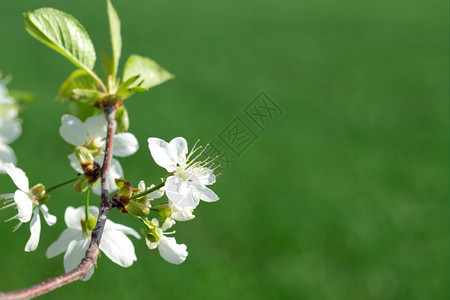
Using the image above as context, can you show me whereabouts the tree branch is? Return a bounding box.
[0,106,117,300]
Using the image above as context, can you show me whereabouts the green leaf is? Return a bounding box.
[57,70,98,102]
[122,55,174,90]
[71,89,105,105]
[107,0,121,78]
[65,102,100,122]
[24,8,96,73]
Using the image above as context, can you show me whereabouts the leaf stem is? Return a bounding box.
[130,180,165,200]
[45,177,79,194]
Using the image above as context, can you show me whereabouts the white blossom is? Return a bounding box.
[0,163,56,251]
[59,114,139,194]
[146,218,188,265]
[46,206,140,281]
[147,137,219,210]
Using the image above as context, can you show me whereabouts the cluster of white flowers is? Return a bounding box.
[0,80,22,173]
[1,112,220,279]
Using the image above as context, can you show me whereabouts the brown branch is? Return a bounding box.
[0,106,117,300]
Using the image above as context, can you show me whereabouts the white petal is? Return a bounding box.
[24,208,41,252]
[46,228,81,258]
[0,119,21,144]
[113,133,139,157]
[84,115,107,140]
[171,204,195,222]
[145,239,159,250]
[165,176,200,210]
[40,205,57,226]
[0,84,14,104]
[59,115,88,146]
[196,185,219,203]
[158,236,188,264]
[193,168,216,186]
[0,143,17,174]
[14,190,32,222]
[100,223,138,268]
[64,238,92,280]
[108,220,141,239]
[0,105,18,119]
[169,137,188,166]
[138,180,146,191]
[147,137,177,172]
[146,184,164,199]
[68,153,83,174]
[161,218,176,231]
[65,206,98,229]
[5,163,29,191]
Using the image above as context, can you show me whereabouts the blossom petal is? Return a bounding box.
[24,208,41,252]
[193,168,216,186]
[68,153,83,174]
[109,221,141,239]
[171,204,195,222]
[84,115,107,140]
[100,221,138,267]
[46,228,81,258]
[59,115,88,146]
[64,238,92,280]
[158,237,188,264]
[169,137,188,166]
[146,239,159,250]
[5,163,29,192]
[113,133,139,157]
[40,205,57,226]
[165,176,200,210]
[196,185,219,203]
[0,119,21,144]
[0,143,17,174]
[14,190,32,222]
[65,206,98,229]
[146,184,164,199]
[147,137,177,172]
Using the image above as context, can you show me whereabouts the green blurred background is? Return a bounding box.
[0,0,448,299]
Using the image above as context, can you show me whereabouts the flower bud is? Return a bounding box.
[29,183,46,199]
[75,146,94,164]
[74,175,90,193]
[125,200,150,217]
[115,177,132,199]
[151,203,172,218]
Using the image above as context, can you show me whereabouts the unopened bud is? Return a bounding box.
[29,183,46,199]
[125,200,150,217]
[75,146,94,163]
[152,203,172,218]
[115,177,132,199]
[74,176,90,193]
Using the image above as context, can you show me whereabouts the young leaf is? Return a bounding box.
[122,55,174,91]
[57,70,98,102]
[107,0,121,78]
[70,89,105,105]
[24,8,97,73]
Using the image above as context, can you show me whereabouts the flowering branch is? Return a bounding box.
[0,106,116,300]
[0,2,221,298]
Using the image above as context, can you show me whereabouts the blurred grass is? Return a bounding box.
[0,0,448,299]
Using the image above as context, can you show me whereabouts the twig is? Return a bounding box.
[0,106,117,300]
